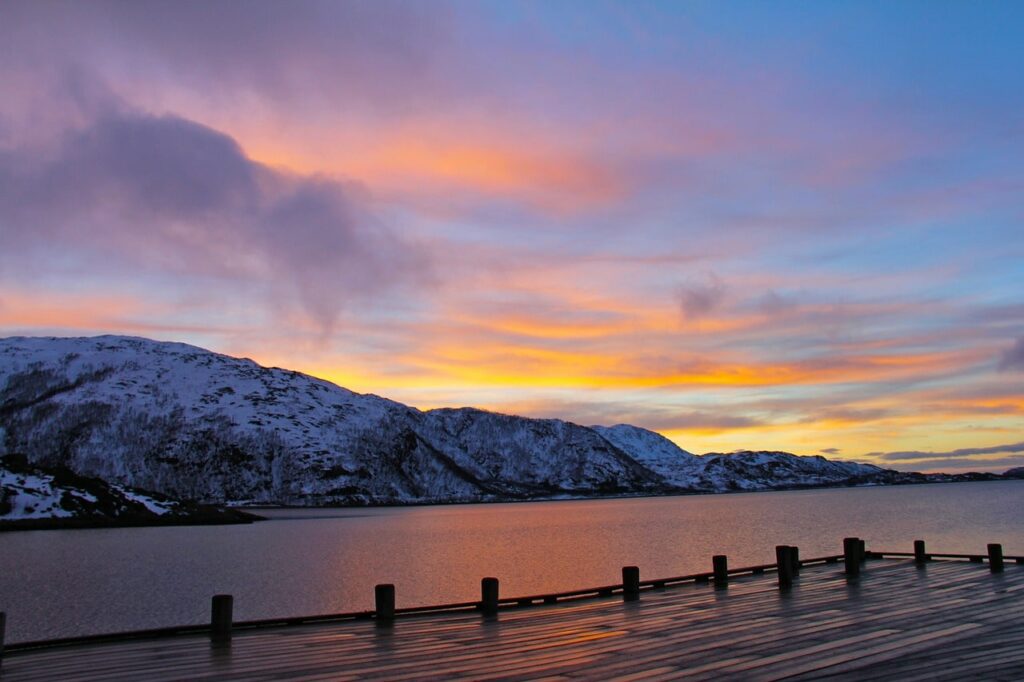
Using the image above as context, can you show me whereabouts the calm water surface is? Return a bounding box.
[2,480,1023,643]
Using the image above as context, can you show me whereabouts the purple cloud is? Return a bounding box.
[2,1,452,116]
[801,407,894,424]
[998,337,1024,371]
[678,275,726,320]
[884,455,1024,474]
[0,102,430,330]
[502,398,764,433]
[875,442,1024,461]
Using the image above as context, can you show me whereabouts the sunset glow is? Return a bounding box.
[2,0,1022,472]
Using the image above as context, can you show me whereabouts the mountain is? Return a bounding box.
[1,335,907,509]
[696,451,891,491]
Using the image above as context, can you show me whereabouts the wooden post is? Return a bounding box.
[375,584,396,621]
[211,594,233,644]
[776,545,793,589]
[843,537,861,577]
[480,577,499,615]
[914,540,927,564]
[622,566,640,599]
[712,555,728,587]
[988,544,1004,573]
[790,546,801,577]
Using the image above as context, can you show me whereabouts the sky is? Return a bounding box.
[2,1,1023,472]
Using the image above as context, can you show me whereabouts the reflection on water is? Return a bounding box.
[2,480,1022,642]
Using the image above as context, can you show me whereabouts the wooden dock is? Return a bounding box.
[3,549,1023,680]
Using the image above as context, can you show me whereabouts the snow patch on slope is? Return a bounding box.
[1,470,77,518]
[592,424,704,488]
[1,459,179,520]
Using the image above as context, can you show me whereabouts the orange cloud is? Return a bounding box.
[370,331,986,391]
[238,114,630,215]
[0,289,242,338]
[0,291,145,331]
[370,142,624,208]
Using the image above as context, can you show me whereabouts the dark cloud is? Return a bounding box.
[678,275,726,320]
[875,442,1024,461]
[0,104,430,330]
[998,337,1024,371]
[820,447,841,455]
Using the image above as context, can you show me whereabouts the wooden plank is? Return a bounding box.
[3,560,1022,681]
[778,623,986,679]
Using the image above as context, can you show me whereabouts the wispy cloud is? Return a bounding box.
[476,397,764,435]
[886,455,1024,473]
[999,338,1024,371]
[873,442,1024,461]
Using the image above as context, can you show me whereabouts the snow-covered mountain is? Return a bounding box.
[696,450,889,491]
[0,335,897,506]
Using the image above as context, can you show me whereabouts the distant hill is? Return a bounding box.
[0,335,999,514]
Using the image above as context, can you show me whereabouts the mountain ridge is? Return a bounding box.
[0,335,991,510]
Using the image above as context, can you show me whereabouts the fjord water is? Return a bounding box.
[3,480,1023,643]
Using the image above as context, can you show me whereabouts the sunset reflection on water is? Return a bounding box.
[2,481,1023,643]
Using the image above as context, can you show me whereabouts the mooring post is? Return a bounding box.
[843,537,861,577]
[914,540,927,565]
[988,544,1004,573]
[481,577,499,615]
[790,546,801,577]
[375,584,396,621]
[622,565,640,599]
[211,594,233,644]
[712,555,728,588]
[859,539,867,563]
[776,545,793,589]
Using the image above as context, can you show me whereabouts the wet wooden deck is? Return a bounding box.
[4,558,1023,681]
